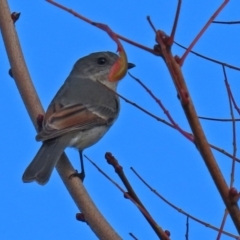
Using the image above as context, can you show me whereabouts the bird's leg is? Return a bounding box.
[69,151,85,182]
[79,150,85,180]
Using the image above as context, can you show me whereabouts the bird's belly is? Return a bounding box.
[68,126,109,150]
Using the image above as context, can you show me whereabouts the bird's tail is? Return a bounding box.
[22,138,68,185]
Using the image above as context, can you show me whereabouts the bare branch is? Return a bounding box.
[0,0,121,239]
[131,168,240,239]
[155,22,240,233]
[86,155,170,240]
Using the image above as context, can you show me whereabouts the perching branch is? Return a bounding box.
[0,0,121,239]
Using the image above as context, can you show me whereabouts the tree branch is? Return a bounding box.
[0,0,121,239]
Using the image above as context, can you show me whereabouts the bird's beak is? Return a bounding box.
[127,63,135,69]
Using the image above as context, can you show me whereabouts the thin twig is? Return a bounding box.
[174,41,240,71]
[180,0,229,65]
[131,168,240,239]
[147,16,157,33]
[199,116,240,122]
[223,66,237,188]
[185,216,189,240]
[98,77,240,163]
[46,0,158,55]
[216,209,229,240]
[129,72,193,141]
[216,66,238,240]
[213,20,240,24]
[224,81,240,115]
[169,0,182,45]
[129,232,138,240]
[155,2,240,230]
[105,152,166,238]
[85,155,170,240]
[127,73,240,163]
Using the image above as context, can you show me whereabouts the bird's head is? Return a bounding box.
[72,51,135,90]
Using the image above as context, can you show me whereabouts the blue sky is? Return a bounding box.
[1,0,240,239]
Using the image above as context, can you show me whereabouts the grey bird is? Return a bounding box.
[22,51,135,185]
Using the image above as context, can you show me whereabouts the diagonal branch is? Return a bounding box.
[131,168,240,239]
[98,77,240,163]
[86,155,170,240]
[179,0,229,65]
[174,41,240,71]
[155,28,240,232]
[0,0,121,239]
[46,0,158,55]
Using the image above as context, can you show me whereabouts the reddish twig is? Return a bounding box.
[153,1,240,231]
[105,153,143,205]
[46,0,158,55]
[129,72,193,141]
[180,0,229,65]
[97,78,240,163]
[127,73,240,163]
[85,155,170,240]
[131,167,240,239]
[146,15,240,71]
[105,152,165,238]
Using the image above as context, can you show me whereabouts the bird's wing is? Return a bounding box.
[36,101,118,141]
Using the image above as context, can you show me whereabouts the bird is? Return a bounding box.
[22,51,135,185]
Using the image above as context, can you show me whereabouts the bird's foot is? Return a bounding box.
[69,170,85,182]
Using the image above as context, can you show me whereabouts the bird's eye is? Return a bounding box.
[97,57,107,65]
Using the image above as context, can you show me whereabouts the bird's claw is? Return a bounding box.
[69,170,85,182]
